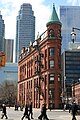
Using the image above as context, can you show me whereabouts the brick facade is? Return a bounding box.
[18,5,62,109]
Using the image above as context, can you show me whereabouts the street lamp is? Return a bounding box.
[71,27,80,43]
[72,79,76,101]
[49,90,53,110]
[33,36,45,107]
[71,28,76,43]
[71,27,80,101]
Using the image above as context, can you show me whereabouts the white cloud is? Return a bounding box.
[1,0,80,40]
[0,0,51,40]
[67,0,80,5]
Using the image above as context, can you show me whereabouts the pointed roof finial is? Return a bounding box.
[46,3,61,26]
[53,3,55,8]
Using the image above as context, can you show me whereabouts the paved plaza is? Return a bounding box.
[0,107,80,120]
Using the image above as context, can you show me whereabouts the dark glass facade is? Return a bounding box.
[0,13,5,51]
[65,50,80,85]
[62,50,80,98]
[0,63,18,84]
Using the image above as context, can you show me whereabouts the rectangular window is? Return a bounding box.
[58,74,61,82]
[50,60,54,68]
[49,48,54,56]
[49,88,54,99]
[49,74,54,84]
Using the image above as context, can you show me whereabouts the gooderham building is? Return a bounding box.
[18,4,62,109]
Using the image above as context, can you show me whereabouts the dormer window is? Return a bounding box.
[49,29,54,38]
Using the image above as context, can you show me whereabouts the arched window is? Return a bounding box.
[49,29,54,38]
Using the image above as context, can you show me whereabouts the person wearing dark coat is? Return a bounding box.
[38,103,49,120]
[1,104,8,119]
[70,101,78,120]
[29,102,33,119]
[21,104,30,120]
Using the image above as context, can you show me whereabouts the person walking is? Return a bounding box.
[29,102,34,119]
[21,104,30,120]
[63,104,66,111]
[1,104,8,119]
[70,101,78,120]
[38,103,49,120]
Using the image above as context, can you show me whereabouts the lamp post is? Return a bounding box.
[71,27,80,101]
[72,79,75,101]
[49,90,53,110]
[71,27,80,43]
[71,28,76,43]
[33,36,45,108]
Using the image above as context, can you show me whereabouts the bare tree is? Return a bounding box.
[0,80,17,107]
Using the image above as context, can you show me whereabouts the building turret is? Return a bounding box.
[46,4,61,27]
[46,4,62,109]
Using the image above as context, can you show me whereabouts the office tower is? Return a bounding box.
[62,49,80,102]
[15,3,35,62]
[0,63,18,83]
[59,6,80,53]
[0,11,5,52]
[4,39,14,62]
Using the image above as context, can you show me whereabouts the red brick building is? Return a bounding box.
[72,82,80,104]
[18,4,62,109]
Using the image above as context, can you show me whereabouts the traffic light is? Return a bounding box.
[0,52,6,67]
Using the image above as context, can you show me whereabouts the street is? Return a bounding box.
[0,107,80,120]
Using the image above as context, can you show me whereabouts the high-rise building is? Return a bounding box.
[15,3,35,62]
[62,48,80,102]
[0,63,18,83]
[59,6,80,53]
[0,11,5,52]
[4,39,14,63]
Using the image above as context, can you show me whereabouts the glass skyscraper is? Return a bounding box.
[62,49,80,98]
[59,6,80,53]
[0,63,18,84]
[4,39,14,63]
[15,3,35,62]
[0,11,5,52]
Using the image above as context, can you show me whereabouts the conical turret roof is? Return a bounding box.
[46,4,61,26]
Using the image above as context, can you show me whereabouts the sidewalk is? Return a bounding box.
[33,108,80,120]
[0,107,80,120]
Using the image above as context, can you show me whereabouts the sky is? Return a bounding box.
[0,0,80,40]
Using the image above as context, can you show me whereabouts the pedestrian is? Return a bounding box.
[29,102,34,119]
[21,104,30,120]
[69,101,78,120]
[20,104,24,111]
[1,104,8,119]
[63,104,66,111]
[14,104,18,111]
[49,104,52,111]
[38,102,49,120]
